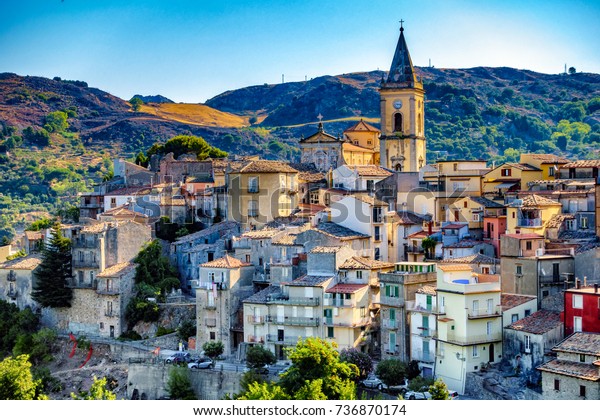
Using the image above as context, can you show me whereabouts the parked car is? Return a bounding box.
[388,378,410,395]
[188,358,213,369]
[164,351,191,364]
[244,365,270,375]
[404,387,432,400]
[360,375,388,390]
[278,365,292,376]
[448,390,459,400]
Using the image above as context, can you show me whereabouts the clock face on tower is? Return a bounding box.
[393,100,403,109]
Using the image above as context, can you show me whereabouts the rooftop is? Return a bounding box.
[441,254,500,265]
[243,285,282,304]
[514,194,561,208]
[326,283,368,294]
[469,196,506,208]
[0,254,42,270]
[173,221,239,244]
[503,233,545,240]
[396,210,428,225]
[24,231,43,240]
[520,153,570,164]
[441,223,468,230]
[201,255,251,269]
[351,193,388,206]
[437,264,473,272]
[339,256,395,270]
[97,262,137,277]
[552,332,600,356]
[240,229,279,239]
[104,186,152,196]
[342,165,393,178]
[313,222,370,240]
[443,240,486,249]
[501,293,537,311]
[416,285,437,296]
[506,310,561,334]
[234,160,299,174]
[561,159,600,169]
[310,246,345,254]
[284,274,333,287]
[537,359,600,382]
[271,234,299,246]
[343,119,380,133]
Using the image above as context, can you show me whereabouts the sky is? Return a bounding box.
[1,0,599,104]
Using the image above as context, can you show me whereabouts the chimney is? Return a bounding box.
[575,277,580,289]
[584,276,587,287]
[595,284,599,294]
[428,222,433,235]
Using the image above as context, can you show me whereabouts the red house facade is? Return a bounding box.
[563,283,600,336]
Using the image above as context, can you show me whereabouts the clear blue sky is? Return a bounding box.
[1,0,598,103]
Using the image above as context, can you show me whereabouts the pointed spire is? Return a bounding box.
[386,20,418,86]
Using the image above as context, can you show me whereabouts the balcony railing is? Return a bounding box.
[412,351,435,363]
[266,315,320,326]
[247,335,265,344]
[266,295,320,306]
[378,296,405,307]
[72,260,100,268]
[73,240,98,248]
[248,187,260,194]
[406,246,425,253]
[323,317,370,328]
[265,335,301,345]
[434,331,502,345]
[517,218,542,227]
[406,300,437,313]
[467,306,502,319]
[247,315,264,324]
[539,275,562,285]
[382,319,398,329]
[323,298,354,307]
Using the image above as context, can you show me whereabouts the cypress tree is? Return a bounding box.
[31,224,73,308]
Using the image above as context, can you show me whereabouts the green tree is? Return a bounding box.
[71,376,117,400]
[146,134,228,161]
[44,111,69,133]
[429,378,450,400]
[339,348,373,380]
[31,224,73,308]
[135,151,149,168]
[375,359,407,387]
[202,341,224,361]
[0,355,47,400]
[129,97,143,112]
[166,366,196,400]
[277,337,358,400]
[177,319,196,343]
[0,301,39,355]
[237,381,289,400]
[246,345,276,370]
[421,237,436,260]
[406,360,421,380]
[22,126,51,147]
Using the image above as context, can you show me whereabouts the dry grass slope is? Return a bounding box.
[140,103,249,128]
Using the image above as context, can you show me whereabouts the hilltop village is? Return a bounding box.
[1,25,599,400]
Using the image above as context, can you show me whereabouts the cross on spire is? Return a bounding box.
[317,113,323,122]
[400,19,404,31]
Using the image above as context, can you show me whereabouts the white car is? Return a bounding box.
[360,375,388,390]
[188,358,213,369]
[404,387,432,400]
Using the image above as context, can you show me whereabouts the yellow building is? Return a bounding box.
[434,264,502,394]
[447,196,506,230]
[379,23,426,172]
[323,283,371,351]
[226,160,299,229]
[505,194,563,235]
[519,154,570,180]
[342,119,381,165]
[482,162,542,200]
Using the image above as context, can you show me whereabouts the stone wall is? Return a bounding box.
[464,370,543,400]
[127,362,245,400]
[541,370,600,400]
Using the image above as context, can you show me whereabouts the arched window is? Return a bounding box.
[418,113,422,135]
[394,113,403,133]
[395,163,402,172]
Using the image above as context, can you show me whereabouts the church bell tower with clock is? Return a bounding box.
[379,21,426,172]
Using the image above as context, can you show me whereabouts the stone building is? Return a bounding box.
[0,254,42,311]
[537,332,600,400]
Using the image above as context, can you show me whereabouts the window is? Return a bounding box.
[454,163,458,171]
[248,177,259,193]
[524,335,531,353]
[210,332,216,340]
[385,284,399,298]
[573,294,583,309]
[100,322,104,330]
[526,241,532,250]
[327,327,335,338]
[245,255,250,263]
[580,385,586,398]
[464,200,468,208]
[209,272,215,282]
[374,247,381,260]
[366,180,374,191]
[472,345,479,358]
[486,321,493,336]
[473,213,480,222]
[374,226,381,241]
[356,270,363,279]
[554,379,560,391]
[549,166,555,177]
[581,217,588,229]
[501,168,512,177]
[389,332,397,353]
[580,354,586,362]
[516,265,522,275]
[511,314,519,323]
[393,113,403,133]
[360,306,366,317]
[574,316,582,332]
[110,197,117,208]
[248,200,258,217]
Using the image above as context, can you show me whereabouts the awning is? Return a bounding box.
[494,182,517,189]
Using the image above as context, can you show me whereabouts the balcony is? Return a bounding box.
[378,295,404,307]
[539,275,562,285]
[73,240,98,249]
[406,246,424,253]
[72,260,100,269]
[382,319,398,329]
[247,335,265,344]
[204,302,217,310]
[434,331,502,345]
[467,306,502,319]
[266,315,320,327]
[323,298,354,307]
[406,300,437,313]
[104,309,116,317]
[266,295,320,306]
[517,218,542,227]
[324,317,370,327]
[265,335,301,346]
[247,315,265,324]
[412,351,435,364]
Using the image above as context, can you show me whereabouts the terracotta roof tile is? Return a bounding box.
[105,187,152,196]
[326,283,368,294]
[81,223,108,233]
[441,254,499,265]
[339,256,395,270]
[416,285,437,296]
[240,229,279,239]
[552,332,600,356]
[310,246,345,254]
[343,165,393,178]
[561,160,600,169]
[501,293,537,310]
[351,193,388,206]
[437,264,473,272]
[343,119,380,133]
[545,214,575,229]
[314,222,369,240]
[234,160,299,174]
[272,234,299,246]
[97,262,137,277]
[243,285,282,304]
[513,194,561,208]
[537,359,600,381]
[201,255,251,269]
[25,231,43,240]
[442,223,468,230]
[506,310,561,334]
[0,254,42,270]
[443,240,486,249]
[520,154,570,164]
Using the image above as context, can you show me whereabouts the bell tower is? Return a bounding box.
[379,21,426,172]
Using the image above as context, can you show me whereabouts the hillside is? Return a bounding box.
[0,67,599,240]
